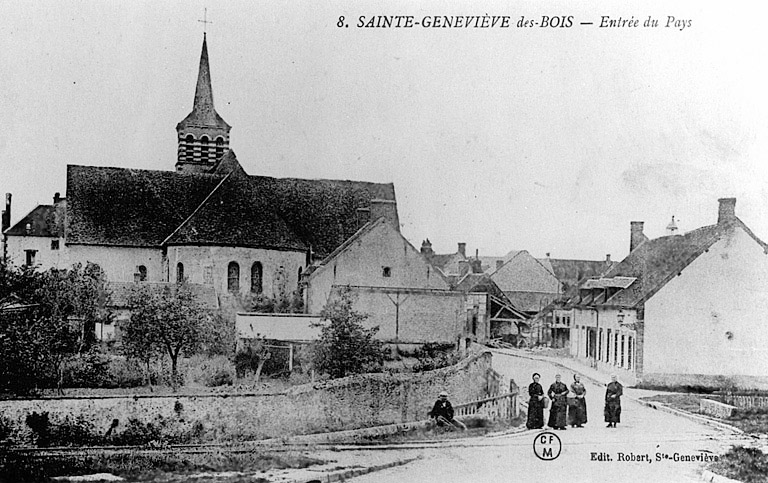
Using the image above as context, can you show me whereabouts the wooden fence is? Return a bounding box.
[453,389,519,421]
[719,392,768,409]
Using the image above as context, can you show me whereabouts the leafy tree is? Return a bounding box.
[312,288,384,379]
[124,283,215,390]
[0,261,109,394]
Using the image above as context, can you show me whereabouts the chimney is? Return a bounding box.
[1,193,10,233]
[420,239,434,257]
[457,242,466,258]
[370,199,400,232]
[496,260,504,270]
[546,252,551,258]
[630,221,646,252]
[470,258,482,273]
[458,260,470,277]
[53,192,61,204]
[605,254,611,263]
[355,207,370,229]
[718,198,736,225]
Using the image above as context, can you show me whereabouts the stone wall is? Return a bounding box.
[700,399,737,419]
[0,352,499,446]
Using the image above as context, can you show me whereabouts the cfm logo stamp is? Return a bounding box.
[533,432,562,461]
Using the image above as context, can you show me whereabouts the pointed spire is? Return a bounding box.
[177,34,230,131]
[193,33,215,118]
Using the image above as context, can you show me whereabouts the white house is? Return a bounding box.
[568,198,768,389]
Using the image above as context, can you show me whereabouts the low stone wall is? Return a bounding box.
[639,372,768,391]
[0,351,500,446]
[700,399,737,419]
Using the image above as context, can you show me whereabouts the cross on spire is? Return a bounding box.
[198,8,212,34]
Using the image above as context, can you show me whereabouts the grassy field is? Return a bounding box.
[0,449,324,482]
[640,394,768,434]
[708,446,768,483]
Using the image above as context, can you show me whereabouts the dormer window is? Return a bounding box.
[51,240,59,250]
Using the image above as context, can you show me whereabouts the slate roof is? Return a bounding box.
[66,165,222,247]
[5,198,66,238]
[572,218,767,308]
[108,282,219,309]
[547,258,615,291]
[63,153,395,257]
[176,34,230,132]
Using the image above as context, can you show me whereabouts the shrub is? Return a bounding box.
[0,415,13,443]
[187,355,235,387]
[25,412,51,447]
[49,415,101,446]
[412,343,461,372]
[62,351,114,388]
[111,418,164,446]
[108,357,156,388]
[312,289,385,378]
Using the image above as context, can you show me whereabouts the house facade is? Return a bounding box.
[569,198,768,389]
[305,216,470,348]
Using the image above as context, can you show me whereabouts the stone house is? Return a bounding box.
[305,216,476,349]
[567,198,768,389]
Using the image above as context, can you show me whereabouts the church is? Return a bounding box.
[1,34,399,306]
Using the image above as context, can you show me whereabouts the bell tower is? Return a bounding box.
[175,33,231,173]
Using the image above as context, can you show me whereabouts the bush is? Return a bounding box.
[50,415,101,446]
[111,418,164,446]
[709,446,768,483]
[412,343,461,372]
[108,357,157,388]
[187,355,235,387]
[62,351,113,388]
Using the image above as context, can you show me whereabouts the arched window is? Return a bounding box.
[228,261,240,292]
[176,262,185,283]
[215,137,225,159]
[136,265,147,282]
[185,134,194,160]
[251,262,263,294]
[297,266,303,290]
[200,135,210,161]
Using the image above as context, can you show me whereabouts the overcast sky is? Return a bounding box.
[2,0,766,261]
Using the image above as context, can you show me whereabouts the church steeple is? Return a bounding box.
[176,34,232,173]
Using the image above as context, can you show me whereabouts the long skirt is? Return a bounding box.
[547,402,567,428]
[568,397,588,426]
[526,399,544,429]
[604,400,621,423]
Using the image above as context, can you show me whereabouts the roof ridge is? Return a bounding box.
[161,171,233,246]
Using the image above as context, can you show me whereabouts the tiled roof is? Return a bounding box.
[266,175,395,258]
[164,170,306,250]
[546,258,615,291]
[108,282,219,309]
[64,155,395,256]
[571,219,766,308]
[66,165,223,247]
[5,204,59,237]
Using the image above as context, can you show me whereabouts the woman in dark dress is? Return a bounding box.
[526,373,545,429]
[547,374,569,430]
[604,374,623,428]
[568,374,587,428]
